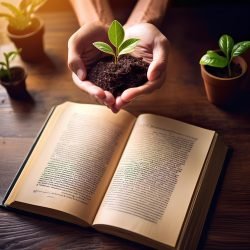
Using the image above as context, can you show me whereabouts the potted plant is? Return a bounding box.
[199,34,250,107]
[0,0,47,62]
[0,49,28,99]
[88,20,149,97]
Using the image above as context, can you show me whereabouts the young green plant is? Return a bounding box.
[0,0,47,31]
[0,49,21,80]
[93,20,140,64]
[200,34,250,77]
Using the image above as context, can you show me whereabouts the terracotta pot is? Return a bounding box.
[200,56,248,107]
[7,17,45,63]
[0,67,28,99]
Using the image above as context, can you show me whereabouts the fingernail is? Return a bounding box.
[111,107,119,113]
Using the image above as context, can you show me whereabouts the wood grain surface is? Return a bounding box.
[1,3,250,250]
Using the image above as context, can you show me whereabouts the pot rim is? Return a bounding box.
[201,55,248,81]
[0,66,27,86]
[7,16,44,39]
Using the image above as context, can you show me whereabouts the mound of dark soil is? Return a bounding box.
[87,55,149,97]
[205,62,242,78]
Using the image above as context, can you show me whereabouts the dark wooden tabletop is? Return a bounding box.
[1,3,250,250]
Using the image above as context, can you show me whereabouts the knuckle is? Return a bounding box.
[67,34,75,49]
[68,61,74,71]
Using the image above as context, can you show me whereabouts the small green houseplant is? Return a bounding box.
[0,0,47,32]
[0,0,47,62]
[88,20,149,97]
[199,34,250,107]
[0,49,28,99]
[93,20,140,64]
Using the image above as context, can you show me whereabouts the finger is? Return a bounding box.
[72,73,106,100]
[69,58,87,81]
[90,94,103,105]
[110,105,119,113]
[103,91,115,107]
[114,96,130,111]
[118,71,166,105]
[147,37,169,81]
[68,49,87,81]
[94,96,105,105]
[120,80,161,103]
[68,33,88,80]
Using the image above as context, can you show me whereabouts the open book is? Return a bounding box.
[2,102,228,250]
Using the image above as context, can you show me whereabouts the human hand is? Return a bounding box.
[68,22,169,113]
[68,21,116,108]
[114,22,169,111]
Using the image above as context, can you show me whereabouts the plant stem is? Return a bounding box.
[6,70,11,81]
[115,46,118,64]
[228,60,232,78]
[5,55,11,80]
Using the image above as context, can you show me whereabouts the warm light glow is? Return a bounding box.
[0,0,72,13]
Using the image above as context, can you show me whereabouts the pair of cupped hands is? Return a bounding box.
[68,21,169,113]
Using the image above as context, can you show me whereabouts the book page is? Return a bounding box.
[93,114,215,247]
[4,102,135,225]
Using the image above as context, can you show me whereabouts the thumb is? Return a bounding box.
[68,58,87,81]
[68,36,87,80]
[147,38,169,81]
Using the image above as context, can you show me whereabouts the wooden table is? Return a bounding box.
[1,4,250,249]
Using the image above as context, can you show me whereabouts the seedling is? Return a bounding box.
[0,0,47,31]
[200,34,250,77]
[0,49,21,80]
[93,20,140,64]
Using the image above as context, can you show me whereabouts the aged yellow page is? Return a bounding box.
[4,102,135,225]
[93,114,215,248]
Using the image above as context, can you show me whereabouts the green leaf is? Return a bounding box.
[30,0,47,13]
[19,0,33,9]
[206,50,216,55]
[1,2,22,16]
[34,0,47,8]
[0,12,12,18]
[108,20,124,48]
[0,69,9,78]
[7,51,19,61]
[200,51,228,68]
[118,38,140,56]
[0,2,31,30]
[231,41,250,58]
[93,42,115,56]
[219,34,234,59]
